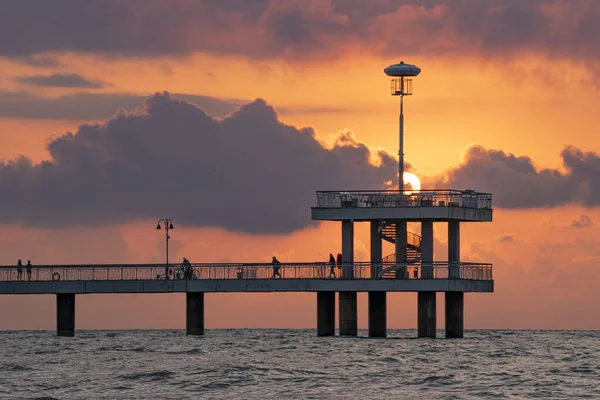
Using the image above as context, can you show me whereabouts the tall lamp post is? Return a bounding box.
[384,61,421,192]
[156,218,175,280]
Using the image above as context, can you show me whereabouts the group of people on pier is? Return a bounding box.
[16,259,33,281]
[327,253,343,278]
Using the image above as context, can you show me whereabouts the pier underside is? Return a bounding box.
[0,279,492,294]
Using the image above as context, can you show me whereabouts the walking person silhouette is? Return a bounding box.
[328,253,336,278]
[271,256,282,278]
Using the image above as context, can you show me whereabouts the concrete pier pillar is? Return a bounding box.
[448,220,460,279]
[339,291,357,336]
[186,292,205,335]
[395,220,407,279]
[342,220,354,279]
[368,292,386,338]
[370,220,382,279]
[317,292,335,336]
[445,292,464,338]
[56,293,75,337]
[418,292,436,338]
[421,220,434,279]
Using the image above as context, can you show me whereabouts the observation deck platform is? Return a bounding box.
[0,262,492,294]
[311,189,493,222]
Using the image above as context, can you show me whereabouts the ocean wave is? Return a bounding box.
[0,329,598,399]
[120,370,175,382]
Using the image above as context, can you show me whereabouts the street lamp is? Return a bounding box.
[156,218,175,280]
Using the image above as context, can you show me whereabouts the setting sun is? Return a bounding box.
[404,171,421,192]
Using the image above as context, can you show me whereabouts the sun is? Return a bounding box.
[404,172,421,193]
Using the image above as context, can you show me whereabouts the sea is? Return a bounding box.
[0,329,598,399]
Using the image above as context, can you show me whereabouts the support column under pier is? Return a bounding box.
[395,221,407,279]
[421,220,434,279]
[368,292,386,338]
[339,291,357,336]
[445,292,464,338]
[186,292,205,335]
[56,293,75,337]
[418,292,436,338]
[369,220,386,337]
[317,292,335,336]
[370,220,382,279]
[448,220,460,279]
[342,220,354,279]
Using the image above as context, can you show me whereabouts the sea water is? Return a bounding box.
[1,329,598,399]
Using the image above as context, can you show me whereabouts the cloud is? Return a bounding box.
[431,145,600,209]
[0,90,353,121]
[0,91,243,120]
[16,73,105,88]
[571,214,592,228]
[2,1,600,63]
[11,55,64,68]
[0,92,396,233]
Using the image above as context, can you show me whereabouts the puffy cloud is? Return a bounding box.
[0,92,396,233]
[2,1,600,63]
[571,214,592,228]
[0,91,242,120]
[16,73,105,88]
[432,145,600,208]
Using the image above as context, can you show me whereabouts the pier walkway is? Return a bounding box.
[0,262,492,294]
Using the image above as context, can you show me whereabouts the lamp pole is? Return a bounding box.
[399,80,405,193]
[156,218,174,280]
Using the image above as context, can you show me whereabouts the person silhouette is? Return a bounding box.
[271,256,282,278]
[182,257,192,279]
[26,260,32,281]
[328,254,336,278]
[16,259,23,280]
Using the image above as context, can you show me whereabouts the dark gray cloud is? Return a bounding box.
[2,1,600,62]
[433,145,600,208]
[12,55,64,68]
[16,73,104,88]
[571,215,592,229]
[0,91,243,120]
[0,93,396,233]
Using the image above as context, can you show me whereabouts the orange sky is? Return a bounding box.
[1,1,600,330]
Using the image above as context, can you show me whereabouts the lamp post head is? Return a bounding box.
[384,61,421,77]
[169,223,174,229]
[156,223,161,230]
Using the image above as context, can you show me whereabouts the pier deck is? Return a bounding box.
[0,262,492,294]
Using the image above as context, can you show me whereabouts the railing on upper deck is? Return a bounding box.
[0,262,492,282]
[315,189,492,209]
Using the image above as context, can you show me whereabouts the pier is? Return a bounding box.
[0,189,493,338]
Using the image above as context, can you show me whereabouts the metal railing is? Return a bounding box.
[0,262,492,282]
[315,189,492,209]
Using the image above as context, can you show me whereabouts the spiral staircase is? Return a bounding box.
[379,221,421,278]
